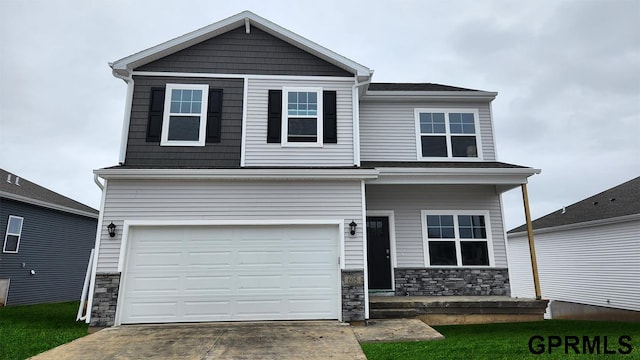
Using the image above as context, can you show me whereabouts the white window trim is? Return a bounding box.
[421,210,494,267]
[160,83,209,147]
[281,86,323,147]
[3,215,24,253]
[414,108,483,161]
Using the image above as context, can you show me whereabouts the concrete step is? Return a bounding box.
[369,308,423,319]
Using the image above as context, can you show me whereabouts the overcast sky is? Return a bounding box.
[1,0,638,230]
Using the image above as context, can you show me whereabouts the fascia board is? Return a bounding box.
[362,91,498,102]
[507,213,640,238]
[94,168,379,181]
[366,167,540,185]
[0,192,99,219]
[110,11,370,77]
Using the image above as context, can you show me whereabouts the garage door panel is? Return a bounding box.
[121,225,340,324]
[184,276,233,292]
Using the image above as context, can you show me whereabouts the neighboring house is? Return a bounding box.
[508,176,640,321]
[87,11,540,327]
[0,168,98,306]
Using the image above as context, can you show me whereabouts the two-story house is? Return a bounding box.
[87,11,539,327]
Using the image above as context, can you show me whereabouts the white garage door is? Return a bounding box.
[119,225,340,324]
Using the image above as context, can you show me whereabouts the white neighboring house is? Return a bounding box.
[508,176,640,321]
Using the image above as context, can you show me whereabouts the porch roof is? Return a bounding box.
[361,161,540,193]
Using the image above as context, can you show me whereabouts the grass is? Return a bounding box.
[0,302,88,360]
[361,320,640,360]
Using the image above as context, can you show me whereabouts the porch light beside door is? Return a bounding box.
[349,221,357,236]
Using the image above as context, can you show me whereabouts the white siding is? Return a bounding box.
[507,235,536,298]
[507,218,640,312]
[97,180,364,272]
[366,184,507,267]
[244,78,355,166]
[359,100,496,161]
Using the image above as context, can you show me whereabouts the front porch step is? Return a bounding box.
[369,296,550,324]
[369,308,423,319]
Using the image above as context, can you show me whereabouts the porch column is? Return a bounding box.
[521,183,542,300]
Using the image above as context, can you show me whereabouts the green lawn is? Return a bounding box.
[0,302,88,360]
[361,320,640,360]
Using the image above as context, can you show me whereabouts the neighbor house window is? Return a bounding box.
[161,84,209,146]
[282,87,323,146]
[3,215,23,253]
[422,211,492,266]
[416,109,481,159]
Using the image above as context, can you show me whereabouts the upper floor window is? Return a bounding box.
[415,109,481,159]
[282,87,323,146]
[3,215,23,253]
[161,84,209,146]
[422,211,492,267]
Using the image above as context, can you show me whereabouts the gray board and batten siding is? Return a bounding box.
[126,76,243,168]
[0,199,97,305]
[136,26,352,77]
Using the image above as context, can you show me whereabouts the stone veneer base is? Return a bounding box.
[394,268,510,296]
[341,270,365,322]
[90,273,120,327]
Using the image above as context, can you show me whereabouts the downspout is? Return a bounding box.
[111,68,134,165]
[352,73,372,167]
[85,175,108,324]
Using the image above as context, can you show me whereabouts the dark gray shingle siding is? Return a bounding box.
[136,26,352,77]
[509,176,640,233]
[0,199,97,305]
[125,76,243,168]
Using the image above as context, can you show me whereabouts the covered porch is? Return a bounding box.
[361,161,545,324]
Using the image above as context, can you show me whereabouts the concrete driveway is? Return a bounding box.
[30,321,366,360]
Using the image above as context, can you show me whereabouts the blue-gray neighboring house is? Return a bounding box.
[0,168,98,306]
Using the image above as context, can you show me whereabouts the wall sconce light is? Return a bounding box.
[107,222,116,238]
[349,221,357,236]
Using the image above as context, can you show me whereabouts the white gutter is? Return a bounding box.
[0,191,98,219]
[508,213,640,238]
[85,179,109,325]
[94,167,379,181]
[111,71,134,165]
[93,173,104,190]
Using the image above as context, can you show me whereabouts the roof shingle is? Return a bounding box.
[508,176,640,233]
[0,168,98,217]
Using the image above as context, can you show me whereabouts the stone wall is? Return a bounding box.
[90,273,120,327]
[341,270,365,321]
[395,268,510,296]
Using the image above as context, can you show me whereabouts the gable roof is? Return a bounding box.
[0,168,98,219]
[110,11,370,79]
[509,176,640,233]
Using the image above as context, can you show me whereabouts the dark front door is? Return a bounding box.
[366,216,392,290]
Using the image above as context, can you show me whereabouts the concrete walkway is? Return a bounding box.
[30,320,444,359]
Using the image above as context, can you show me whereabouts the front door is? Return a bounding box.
[366,217,392,290]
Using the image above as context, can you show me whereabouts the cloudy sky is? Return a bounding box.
[1,0,638,230]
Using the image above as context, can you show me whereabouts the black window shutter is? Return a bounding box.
[147,88,165,142]
[206,89,223,143]
[267,90,282,143]
[323,90,337,143]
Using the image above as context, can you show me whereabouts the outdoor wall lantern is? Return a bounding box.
[349,221,357,236]
[107,222,117,238]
